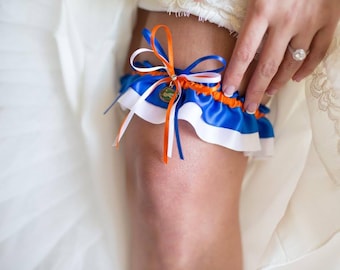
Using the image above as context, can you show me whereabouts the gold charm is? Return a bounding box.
[159,86,176,103]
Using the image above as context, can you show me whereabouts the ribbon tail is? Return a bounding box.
[103,93,123,115]
[174,101,184,160]
[163,85,182,163]
[113,110,134,147]
[165,105,175,161]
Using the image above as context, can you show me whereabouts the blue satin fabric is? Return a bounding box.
[108,26,274,160]
[119,72,274,139]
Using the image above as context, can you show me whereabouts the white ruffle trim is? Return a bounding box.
[119,88,274,157]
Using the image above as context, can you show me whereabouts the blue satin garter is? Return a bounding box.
[108,25,274,162]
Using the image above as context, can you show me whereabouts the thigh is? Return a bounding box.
[122,10,248,269]
[124,9,248,179]
[124,117,245,269]
[123,9,248,212]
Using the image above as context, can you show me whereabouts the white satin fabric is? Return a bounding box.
[0,0,339,269]
[0,0,136,269]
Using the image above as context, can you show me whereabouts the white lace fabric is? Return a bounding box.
[138,0,248,33]
[306,25,340,183]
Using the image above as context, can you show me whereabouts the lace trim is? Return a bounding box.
[309,32,340,156]
[139,0,247,33]
[310,67,340,153]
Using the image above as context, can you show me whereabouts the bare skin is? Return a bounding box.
[123,9,260,270]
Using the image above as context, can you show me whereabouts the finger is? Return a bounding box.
[244,29,289,113]
[266,35,313,95]
[293,25,336,82]
[222,13,268,96]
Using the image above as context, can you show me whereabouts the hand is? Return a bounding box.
[222,0,340,113]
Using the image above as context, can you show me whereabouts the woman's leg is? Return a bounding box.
[124,9,252,270]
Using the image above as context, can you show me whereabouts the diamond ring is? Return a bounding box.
[288,45,310,61]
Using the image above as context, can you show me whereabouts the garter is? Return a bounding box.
[105,24,274,163]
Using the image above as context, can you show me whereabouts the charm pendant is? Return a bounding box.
[159,86,176,103]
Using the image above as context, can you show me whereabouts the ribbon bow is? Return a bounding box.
[114,24,226,163]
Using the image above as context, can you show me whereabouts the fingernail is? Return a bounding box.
[223,85,236,97]
[266,88,278,97]
[246,103,258,114]
[293,75,303,82]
